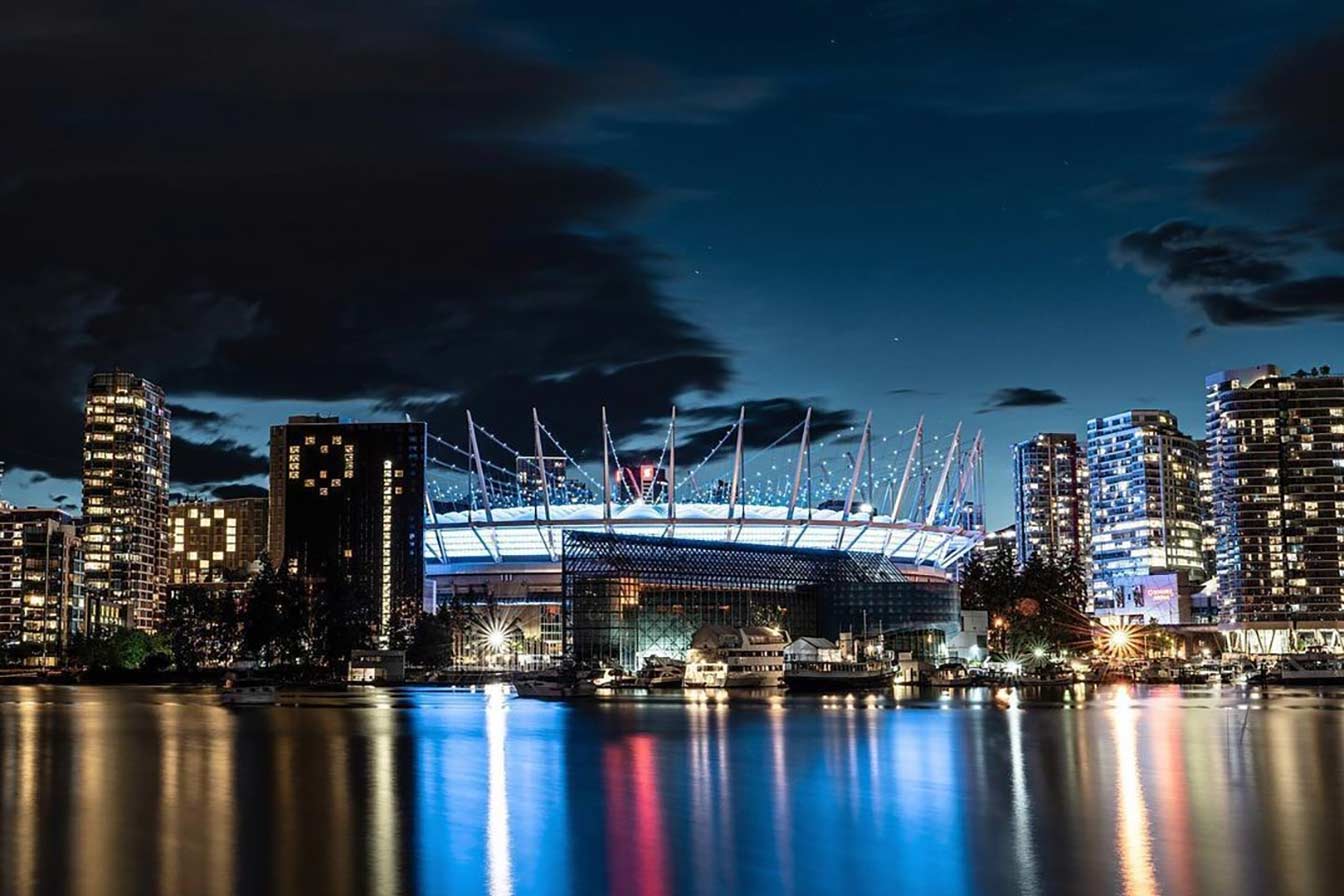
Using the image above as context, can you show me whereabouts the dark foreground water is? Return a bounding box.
[2,684,1343,896]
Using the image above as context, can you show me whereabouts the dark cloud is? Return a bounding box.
[167,403,229,432]
[1193,278,1344,326]
[212,483,269,500]
[1114,218,1344,328]
[1204,26,1344,252]
[673,399,856,461]
[0,1,808,491]
[1112,220,1298,294]
[979,388,1066,413]
[1118,26,1344,328]
[172,438,268,486]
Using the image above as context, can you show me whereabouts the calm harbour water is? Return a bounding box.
[2,684,1343,896]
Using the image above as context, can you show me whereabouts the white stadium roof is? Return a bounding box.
[424,501,982,571]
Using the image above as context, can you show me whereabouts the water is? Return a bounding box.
[1,684,1342,896]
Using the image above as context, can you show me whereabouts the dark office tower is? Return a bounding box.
[1206,365,1344,650]
[1012,433,1090,565]
[268,417,425,647]
[0,508,84,665]
[81,371,171,632]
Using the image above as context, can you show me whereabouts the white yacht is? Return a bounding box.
[638,656,686,689]
[682,658,728,688]
[1269,651,1344,686]
[684,625,788,688]
[513,663,597,699]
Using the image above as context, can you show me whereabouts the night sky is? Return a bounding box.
[4,1,1344,526]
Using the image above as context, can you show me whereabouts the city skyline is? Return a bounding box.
[4,2,1344,527]
[2,362,1332,531]
[5,9,1344,895]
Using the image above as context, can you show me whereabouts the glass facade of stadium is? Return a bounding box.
[562,531,961,667]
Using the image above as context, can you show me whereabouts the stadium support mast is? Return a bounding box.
[668,406,677,523]
[412,412,448,562]
[531,408,552,523]
[925,423,961,527]
[601,407,612,524]
[727,406,745,520]
[842,411,873,522]
[946,429,982,529]
[787,407,812,521]
[881,416,923,555]
[891,417,923,520]
[466,410,493,524]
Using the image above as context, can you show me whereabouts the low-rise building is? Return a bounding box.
[169,497,268,591]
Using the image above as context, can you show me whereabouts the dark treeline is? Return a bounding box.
[959,549,1091,654]
[63,559,475,677]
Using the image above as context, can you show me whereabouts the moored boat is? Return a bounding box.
[218,675,277,706]
[513,663,598,699]
[929,661,972,687]
[683,659,728,688]
[684,625,788,688]
[638,656,685,689]
[1250,651,1344,686]
[784,660,894,692]
[1013,663,1077,686]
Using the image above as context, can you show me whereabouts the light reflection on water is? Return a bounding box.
[2,684,1344,896]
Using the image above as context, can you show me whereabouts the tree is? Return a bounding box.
[406,606,455,669]
[164,584,243,670]
[312,567,375,669]
[441,594,474,665]
[960,548,1089,654]
[241,558,311,667]
[69,628,168,672]
[960,549,1018,613]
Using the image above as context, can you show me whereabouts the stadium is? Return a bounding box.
[421,407,985,666]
